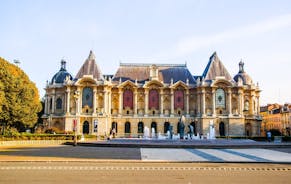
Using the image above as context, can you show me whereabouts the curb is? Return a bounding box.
[66,142,291,149]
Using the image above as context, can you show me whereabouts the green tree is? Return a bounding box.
[0,57,42,132]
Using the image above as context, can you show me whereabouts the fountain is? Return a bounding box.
[151,127,156,138]
[207,120,216,139]
[143,126,150,139]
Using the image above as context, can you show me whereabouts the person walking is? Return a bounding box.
[267,131,272,142]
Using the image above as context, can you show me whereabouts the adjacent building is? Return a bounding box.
[42,51,262,137]
[260,103,291,136]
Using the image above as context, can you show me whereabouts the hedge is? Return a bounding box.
[0,133,82,141]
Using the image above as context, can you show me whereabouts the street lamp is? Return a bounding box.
[73,91,80,146]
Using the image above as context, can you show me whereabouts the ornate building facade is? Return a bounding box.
[42,51,262,137]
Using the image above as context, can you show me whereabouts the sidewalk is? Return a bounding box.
[74,138,291,149]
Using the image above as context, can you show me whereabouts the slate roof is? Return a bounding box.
[75,50,103,80]
[112,63,195,84]
[233,60,253,85]
[51,60,73,83]
[202,52,232,81]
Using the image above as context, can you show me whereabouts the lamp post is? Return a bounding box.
[73,91,80,146]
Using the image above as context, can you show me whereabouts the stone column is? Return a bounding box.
[66,87,71,115]
[51,92,55,114]
[103,90,108,115]
[170,88,174,116]
[212,89,216,117]
[76,88,81,115]
[257,96,260,115]
[197,91,200,116]
[108,90,112,115]
[250,93,254,115]
[44,95,48,114]
[160,89,164,117]
[186,89,189,117]
[201,89,205,116]
[144,88,149,116]
[238,90,243,116]
[93,87,97,115]
[118,89,123,116]
[228,88,232,116]
[134,88,138,116]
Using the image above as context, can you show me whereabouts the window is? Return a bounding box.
[216,89,225,108]
[123,89,133,109]
[149,89,159,109]
[111,122,117,133]
[49,98,53,110]
[151,122,157,133]
[82,87,93,108]
[174,90,184,109]
[164,122,170,133]
[125,122,131,133]
[138,122,144,133]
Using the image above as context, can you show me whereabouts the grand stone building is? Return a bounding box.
[42,51,261,137]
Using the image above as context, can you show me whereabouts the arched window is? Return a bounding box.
[190,122,197,136]
[112,122,118,133]
[138,122,144,133]
[174,90,184,109]
[56,98,62,109]
[164,122,170,133]
[219,122,225,136]
[149,89,159,109]
[216,89,225,108]
[125,122,131,134]
[49,98,53,110]
[151,122,157,133]
[123,89,133,109]
[82,87,93,108]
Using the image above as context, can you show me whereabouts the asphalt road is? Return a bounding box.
[0,162,290,184]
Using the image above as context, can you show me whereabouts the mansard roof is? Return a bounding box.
[202,52,232,81]
[112,63,195,84]
[75,50,103,80]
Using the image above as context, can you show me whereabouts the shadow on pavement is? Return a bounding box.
[0,145,141,160]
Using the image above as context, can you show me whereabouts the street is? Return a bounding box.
[0,162,290,184]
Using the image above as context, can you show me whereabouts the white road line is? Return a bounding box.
[230,149,291,162]
[140,148,207,161]
[197,149,254,162]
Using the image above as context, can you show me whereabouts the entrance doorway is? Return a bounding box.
[83,121,90,134]
[219,122,225,136]
[245,123,252,137]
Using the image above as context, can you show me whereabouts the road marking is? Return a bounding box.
[141,148,207,161]
[228,149,291,162]
[186,149,224,162]
[140,148,291,162]
[0,166,290,171]
[220,149,270,162]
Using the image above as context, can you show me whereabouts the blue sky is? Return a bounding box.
[1,0,291,105]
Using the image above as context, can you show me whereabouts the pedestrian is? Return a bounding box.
[267,131,272,142]
[112,128,116,138]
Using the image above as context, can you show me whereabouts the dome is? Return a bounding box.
[51,60,73,84]
[233,60,253,85]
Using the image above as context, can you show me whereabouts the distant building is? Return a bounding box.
[260,103,291,136]
[42,51,261,137]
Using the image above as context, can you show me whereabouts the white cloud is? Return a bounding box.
[174,13,291,57]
